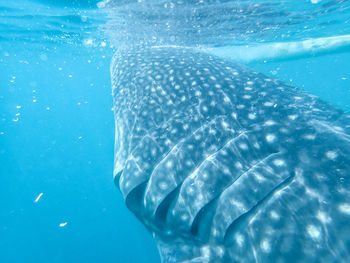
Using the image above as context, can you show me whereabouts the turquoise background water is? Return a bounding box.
[0,42,159,263]
[1,0,350,262]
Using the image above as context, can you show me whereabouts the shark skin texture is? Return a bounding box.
[111,46,350,263]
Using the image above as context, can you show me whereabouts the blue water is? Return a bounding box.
[1,0,350,262]
[0,1,159,261]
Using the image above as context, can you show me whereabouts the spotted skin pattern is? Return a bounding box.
[112,46,350,262]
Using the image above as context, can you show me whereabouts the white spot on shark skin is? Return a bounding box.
[151,148,157,156]
[273,159,286,167]
[270,210,280,220]
[339,203,350,215]
[307,225,321,240]
[260,239,271,253]
[303,134,316,140]
[215,246,224,257]
[181,213,189,221]
[212,227,219,237]
[266,134,276,143]
[166,160,173,168]
[239,143,248,150]
[264,101,274,107]
[288,114,298,120]
[248,113,256,120]
[235,234,245,247]
[159,181,168,190]
[200,246,210,259]
[325,151,338,160]
[316,211,331,224]
[254,172,265,182]
[264,120,276,126]
[235,162,243,169]
[230,199,245,210]
[221,121,229,129]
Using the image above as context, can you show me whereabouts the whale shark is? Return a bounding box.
[111,46,350,262]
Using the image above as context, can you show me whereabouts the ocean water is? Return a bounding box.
[0,1,159,262]
[1,0,350,262]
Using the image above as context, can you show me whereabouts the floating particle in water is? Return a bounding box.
[34,193,43,203]
[83,39,94,46]
[97,1,106,8]
[59,222,68,227]
[40,54,48,61]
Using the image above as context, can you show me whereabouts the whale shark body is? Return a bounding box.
[111,46,350,262]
